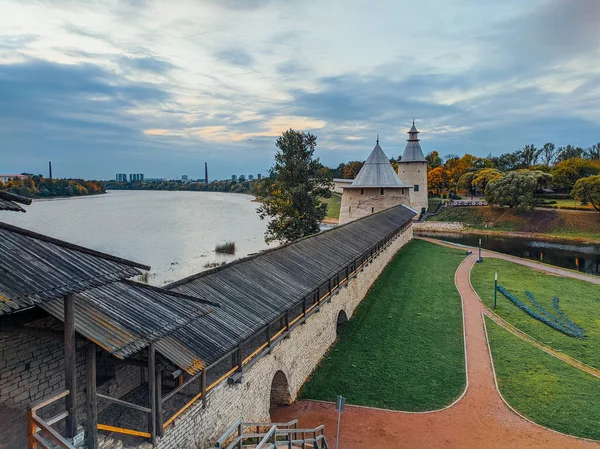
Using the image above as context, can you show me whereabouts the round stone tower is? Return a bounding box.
[397,121,428,214]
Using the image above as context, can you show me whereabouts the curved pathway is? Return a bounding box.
[272,244,599,448]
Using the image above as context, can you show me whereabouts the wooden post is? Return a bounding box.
[156,367,163,437]
[64,293,77,439]
[148,344,157,446]
[27,408,35,449]
[302,297,307,322]
[86,342,98,449]
[236,344,243,373]
[266,324,271,347]
[284,311,290,334]
[201,369,207,409]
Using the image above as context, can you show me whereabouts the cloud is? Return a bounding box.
[214,49,255,67]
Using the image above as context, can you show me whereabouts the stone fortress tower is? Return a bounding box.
[397,121,428,214]
[339,137,411,224]
[339,121,429,224]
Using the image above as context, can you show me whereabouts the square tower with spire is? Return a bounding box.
[397,121,428,214]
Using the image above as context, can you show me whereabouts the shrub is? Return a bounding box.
[215,241,236,254]
[203,261,227,269]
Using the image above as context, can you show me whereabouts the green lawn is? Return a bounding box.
[485,317,600,440]
[471,258,600,369]
[299,240,466,411]
[322,193,341,221]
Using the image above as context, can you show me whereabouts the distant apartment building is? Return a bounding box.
[0,174,29,184]
[248,175,254,181]
[129,173,144,182]
[115,173,128,182]
[239,175,246,182]
[231,175,237,182]
[257,174,262,180]
[181,175,189,182]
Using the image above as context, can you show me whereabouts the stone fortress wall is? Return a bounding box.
[150,226,413,449]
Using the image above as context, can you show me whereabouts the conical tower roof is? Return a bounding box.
[347,140,407,188]
[401,121,426,162]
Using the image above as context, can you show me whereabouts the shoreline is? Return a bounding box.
[415,228,600,245]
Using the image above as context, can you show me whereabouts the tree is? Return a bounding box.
[427,166,448,195]
[571,175,600,211]
[425,150,443,169]
[343,161,363,179]
[550,158,600,191]
[556,145,585,162]
[585,143,600,160]
[257,129,332,243]
[457,172,477,196]
[485,171,540,212]
[541,143,556,166]
[518,144,541,167]
[472,168,504,193]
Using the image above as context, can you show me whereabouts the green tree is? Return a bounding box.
[425,150,443,169]
[518,144,541,167]
[585,143,600,160]
[541,142,556,166]
[472,168,504,193]
[556,145,585,162]
[257,129,332,243]
[571,175,600,211]
[485,171,541,212]
[550,158,600,191]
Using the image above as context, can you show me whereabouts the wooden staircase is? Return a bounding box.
[210,418,329,449]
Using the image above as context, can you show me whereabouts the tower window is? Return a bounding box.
[414,184,419,192]
[371,207,374,213]
[360,188,364,195]
[349,206,351,212]
[380,188,384,195]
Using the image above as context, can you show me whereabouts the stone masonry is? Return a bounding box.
[339,188,411,224]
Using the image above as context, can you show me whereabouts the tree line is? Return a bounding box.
[425,143,600,211]
[103,179,255,194]
[1,175,105,198]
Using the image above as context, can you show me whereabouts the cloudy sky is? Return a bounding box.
[1,0,599,180]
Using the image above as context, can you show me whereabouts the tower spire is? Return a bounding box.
[376,133,379,145]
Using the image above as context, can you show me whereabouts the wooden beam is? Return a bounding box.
[86,342,98,449]
[156,368,163,437]
[201,369,207,409]
[148,344,157,446]
[64,293,77,439]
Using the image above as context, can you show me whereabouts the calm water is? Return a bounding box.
[1,190,270,285]
[418,232,600,276]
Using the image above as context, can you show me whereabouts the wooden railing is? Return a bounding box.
[210,419,328,449]
[27,389,76,449]
[161,223,411,432]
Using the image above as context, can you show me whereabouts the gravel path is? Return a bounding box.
[272,243,599,448]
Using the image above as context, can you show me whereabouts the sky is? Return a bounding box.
[0,0,599,181]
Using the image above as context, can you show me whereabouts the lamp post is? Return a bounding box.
[477,238,483,263]
[494,272,498,309]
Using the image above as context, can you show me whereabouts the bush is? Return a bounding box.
[215,242,236,254]
[203,261,227,269]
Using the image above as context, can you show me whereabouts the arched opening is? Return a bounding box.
[336,310,348,333]
[270,370,292,412]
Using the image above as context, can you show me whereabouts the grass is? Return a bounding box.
[538,198,595,211]
[321,193,341,221]
[485,317,600,441]
[428,206,600,240]
[471,258,600,369]
[299,239,466,411]
[215,241,236,254]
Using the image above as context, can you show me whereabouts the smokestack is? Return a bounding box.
[48,161,53,182]
[205,162,208,184]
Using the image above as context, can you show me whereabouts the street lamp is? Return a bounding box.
[477,238,483,263]
[494,272,498,309]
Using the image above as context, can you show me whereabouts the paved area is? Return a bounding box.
[272,246,600,448]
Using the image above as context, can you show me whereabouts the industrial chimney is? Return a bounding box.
[48,161,53,183]
[205,162,208,184]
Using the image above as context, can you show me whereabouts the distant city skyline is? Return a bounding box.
[1,0,599,180]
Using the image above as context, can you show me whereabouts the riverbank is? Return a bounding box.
[427,206,599,243]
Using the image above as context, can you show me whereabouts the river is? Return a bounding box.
[417,232,600,276]
[1,190,269,285]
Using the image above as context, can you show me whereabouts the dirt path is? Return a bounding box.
[271,248,599,448]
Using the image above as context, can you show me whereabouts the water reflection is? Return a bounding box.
[417,232,600,276]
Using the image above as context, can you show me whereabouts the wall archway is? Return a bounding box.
[270,370,292,411]
[336,309,348,333]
